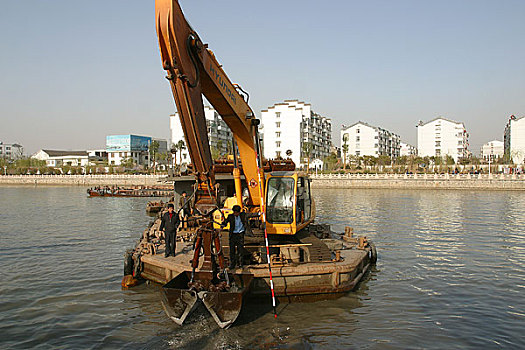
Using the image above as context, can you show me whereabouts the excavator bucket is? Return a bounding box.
[160,273,198,326]
[161,271,253,328]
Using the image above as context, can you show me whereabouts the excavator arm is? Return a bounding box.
[156,0,265,212]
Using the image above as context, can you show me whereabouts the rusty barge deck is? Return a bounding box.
[138,236,374,299]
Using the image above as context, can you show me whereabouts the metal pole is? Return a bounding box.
[253,121,277,318]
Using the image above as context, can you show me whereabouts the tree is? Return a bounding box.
[149,140,160,174]
[121,157,135,169]
[302,142,312,172]
[342,143,349,170]
[342,133,349,170]
[323,152,338,171]
[176,140,186,165]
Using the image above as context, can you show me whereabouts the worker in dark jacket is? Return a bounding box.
[160,203,180,257]
[221,205,252,269]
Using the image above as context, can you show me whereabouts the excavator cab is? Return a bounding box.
[265,172,315,235]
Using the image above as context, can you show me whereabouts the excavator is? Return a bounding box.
[138,0,376,328]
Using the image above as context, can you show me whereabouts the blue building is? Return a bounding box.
[106,135,168,166]
[106,135,151,165]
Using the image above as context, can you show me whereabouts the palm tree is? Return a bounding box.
[342,143,349,170]
[149,140,160,174]
[176,140,186,165]
[170,143,179,169]
[302,141,312,173]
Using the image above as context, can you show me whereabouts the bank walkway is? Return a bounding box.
[310,173,525,190]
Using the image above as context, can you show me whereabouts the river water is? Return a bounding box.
[0,186,524,349]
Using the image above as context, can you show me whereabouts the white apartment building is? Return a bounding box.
[400,142,417,157]
[480,140,504,161]
[417,117,469,162]
[0,142,24,160]
[340,121,400,160]
[261,100,332,168]
[504,115,525,165]
[170,106,233,164]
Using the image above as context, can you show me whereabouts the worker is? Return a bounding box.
[178,191,191,228]
[160,203,180,257]
[221,205,251,269]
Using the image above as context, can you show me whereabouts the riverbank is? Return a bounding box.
[310,173,525,190]
[1,173,525,190]
[0,174,167,186]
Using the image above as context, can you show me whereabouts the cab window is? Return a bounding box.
[266,177,295,224]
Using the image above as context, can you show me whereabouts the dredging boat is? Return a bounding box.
[87,186,172,198]
[121,0,377,329]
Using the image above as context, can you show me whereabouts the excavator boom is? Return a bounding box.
[155,0,264,210]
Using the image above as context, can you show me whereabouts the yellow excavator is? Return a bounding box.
[149,0,376,328]
[155,0,314,234]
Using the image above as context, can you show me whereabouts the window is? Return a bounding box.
[356,129,360,133]
[266,177,295,224]
[276,132,281,138]
[276,122,281,128]
[458,140,462,145]
[276,112,281,118]
[435,141,441,147]
[435,149,441,156]
[356,136,360,142]
[356,151,360,156]
[276,141,281,147]
[276,151,281,157]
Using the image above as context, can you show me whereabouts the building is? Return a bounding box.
[504,115,525,165]
[0,142,24,160]
[480,140,504,161]
[260,100,332,168]
[340,121,400,160]
[87,149,108,163]
[400,142,417,157]
[170,106,233,164]
[32,150,89,167]
[417,117,469,162]
[106,135,167,166]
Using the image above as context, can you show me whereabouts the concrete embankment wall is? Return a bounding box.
[1,174,525,190]
[0,175,167,186]
[310,173,525,190]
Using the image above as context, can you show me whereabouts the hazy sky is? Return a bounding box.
[1,0,524,155]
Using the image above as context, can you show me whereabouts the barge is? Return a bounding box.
[87,186,173,198]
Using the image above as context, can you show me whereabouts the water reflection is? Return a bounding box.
[1,187,525,349]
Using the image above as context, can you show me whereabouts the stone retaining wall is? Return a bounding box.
[0,175,167,186]
[2,173,525,190]
[310,173,525,190]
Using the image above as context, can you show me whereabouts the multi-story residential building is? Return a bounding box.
[106,135,167,166]
[504,115,525,165]
[170,106,233,164]
[340,121,400,160]
[260,100,332,168]
[400,142,417,157]
[417,117,469,162]
[480,140,504,161]
[0,142,24,160]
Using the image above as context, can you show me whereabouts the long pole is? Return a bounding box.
[253,125,277,318]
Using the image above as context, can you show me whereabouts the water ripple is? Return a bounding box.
[1,187,525,349]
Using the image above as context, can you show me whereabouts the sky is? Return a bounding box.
[1,0,524,155]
